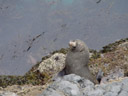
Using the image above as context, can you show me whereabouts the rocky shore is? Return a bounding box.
[0,38,128,96]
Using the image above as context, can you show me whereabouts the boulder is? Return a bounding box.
[37,53,66,74]
[39,74,128,96]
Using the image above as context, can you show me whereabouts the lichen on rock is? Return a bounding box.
[37,53,66,74]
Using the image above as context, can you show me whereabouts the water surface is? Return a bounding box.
[0,0,128,75]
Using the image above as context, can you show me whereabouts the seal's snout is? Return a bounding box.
[69,40,77,50]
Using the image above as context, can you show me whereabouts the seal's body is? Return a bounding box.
[65,39,97,83]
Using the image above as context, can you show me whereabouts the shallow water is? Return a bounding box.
[0,0,128,75]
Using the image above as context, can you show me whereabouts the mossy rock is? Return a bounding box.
[51,48,68,55]
[0,48,68,88]
[100,38,128,53]
[0,71,52,88]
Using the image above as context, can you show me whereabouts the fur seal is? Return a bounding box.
[64,39,98,84]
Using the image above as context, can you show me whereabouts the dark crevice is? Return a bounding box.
[118,84,123,95]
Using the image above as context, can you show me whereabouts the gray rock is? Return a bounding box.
[42,77,83,96]
[101,68,124,83]
[63,74,94,88]
[40,88,64,96]
[0,92,17,96]
[103,82,121,93]
[63,74,82,82]
[104,92,118,96]
[39,74,128,96]
[121,77,128,91]
[118,42,128,50]
[85,88,105,96]
[57,80,82,96]
[118,91,128,96]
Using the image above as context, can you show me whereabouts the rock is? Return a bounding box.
[39,74,128,96]
[41,88,64,96]
[0,85,47,96]
[40,74,87,96]
[121,78,128,91]
[101,68,124,83]
[37,53,66,74]
[0,92,17,96]
[84,88,105,96]
[63,74,82,83]
[104,92,118,96]
[118,91,128,96]
[118,42,128,50]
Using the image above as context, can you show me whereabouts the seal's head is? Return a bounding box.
[69,39,87,52]
[69,40,77,51]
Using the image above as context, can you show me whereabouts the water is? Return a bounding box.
[0,0,128,75]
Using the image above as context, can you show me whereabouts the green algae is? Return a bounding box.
[0,71,50,88]
[51,48,68,54]
[89,49,101,59]
[0,75,23,88]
